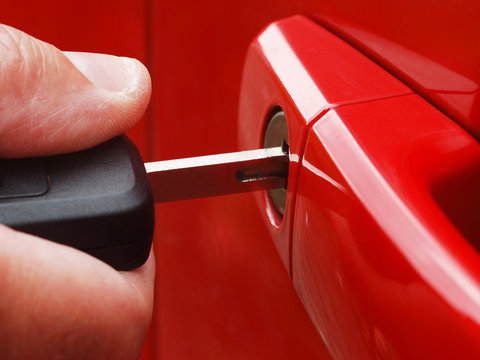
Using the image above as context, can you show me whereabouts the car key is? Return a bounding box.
[0,135,288,270]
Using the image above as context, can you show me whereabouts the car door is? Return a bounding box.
[149,2,480,359]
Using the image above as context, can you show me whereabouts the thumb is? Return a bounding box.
[0,25,151,158]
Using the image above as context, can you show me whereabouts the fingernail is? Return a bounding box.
[63,52,140,93]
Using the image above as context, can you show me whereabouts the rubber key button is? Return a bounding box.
[0,159,49,199]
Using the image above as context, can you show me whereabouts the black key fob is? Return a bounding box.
[0,135,154,270]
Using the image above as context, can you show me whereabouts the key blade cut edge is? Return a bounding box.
[145,147,289,203]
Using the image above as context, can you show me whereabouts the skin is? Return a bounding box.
[0,25,154,359]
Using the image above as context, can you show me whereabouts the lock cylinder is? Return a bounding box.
[264,110,289,216]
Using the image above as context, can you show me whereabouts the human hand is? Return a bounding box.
[0,25,154,359]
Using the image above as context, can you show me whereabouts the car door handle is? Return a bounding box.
[238,15,480,358]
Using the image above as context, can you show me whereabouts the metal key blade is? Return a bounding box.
[145,147,288,203]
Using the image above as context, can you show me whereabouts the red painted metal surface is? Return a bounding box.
[147,2,480,355]
[314,2,480,140]
[149,1,480,161]
[294,96,480,358]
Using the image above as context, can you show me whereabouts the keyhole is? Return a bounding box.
[264,110,289,216]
